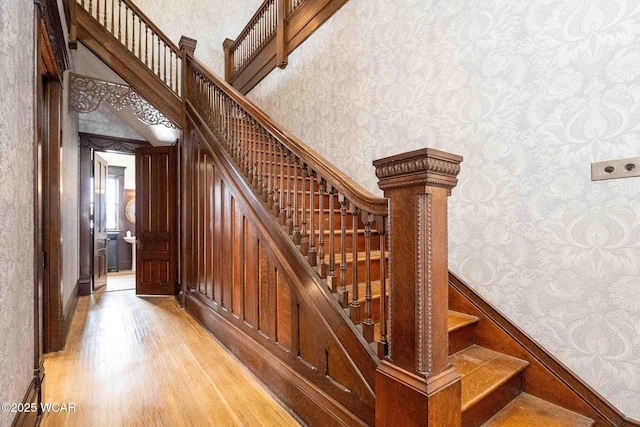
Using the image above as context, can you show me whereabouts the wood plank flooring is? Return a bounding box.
[42,290,301,426]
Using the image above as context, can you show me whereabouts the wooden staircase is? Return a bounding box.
[71,0,637,425]
[214,121,614,426]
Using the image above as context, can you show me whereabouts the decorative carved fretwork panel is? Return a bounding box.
[79,132,151,155]
[69,73,178,129]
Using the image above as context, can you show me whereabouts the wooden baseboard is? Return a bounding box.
[61,281,80,347]
[11,376,40,427]
[77,278,91,296]
[184,292,367,427]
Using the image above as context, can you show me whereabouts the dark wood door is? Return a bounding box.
[93,152,108,291]
[135,146,177,295]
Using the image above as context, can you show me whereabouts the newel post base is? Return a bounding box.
[376,361,461,427]
[373,148,463,425]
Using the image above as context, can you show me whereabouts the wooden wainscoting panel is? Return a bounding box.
[180,113,378,425]
[276,273,293,351]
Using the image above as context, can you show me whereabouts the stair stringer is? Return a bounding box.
[448,272,639,427]
[76,6,182,126]
[182,103,378,426]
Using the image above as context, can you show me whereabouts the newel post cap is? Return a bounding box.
[373,148,463,192]
[223,38,235,50]
[179,36,198,56]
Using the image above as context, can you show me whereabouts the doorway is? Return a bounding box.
[98,151,137,293]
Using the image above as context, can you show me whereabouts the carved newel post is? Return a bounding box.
[373,148,463,426]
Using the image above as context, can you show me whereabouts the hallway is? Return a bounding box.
[42,290,301,426]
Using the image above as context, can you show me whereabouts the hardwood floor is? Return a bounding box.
[42,290,301,426]
[96,270,135,293]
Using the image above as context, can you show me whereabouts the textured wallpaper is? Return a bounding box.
[0,0,36,424]
[248,0,640,419]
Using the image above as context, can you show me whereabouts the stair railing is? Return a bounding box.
[224,0,279,82]
[185,54,392,356]
[76,0,182,96]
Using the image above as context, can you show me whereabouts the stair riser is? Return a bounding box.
[449,324,475,355]
[462,374,522,427]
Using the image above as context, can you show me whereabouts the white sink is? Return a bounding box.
[123,236,136,271]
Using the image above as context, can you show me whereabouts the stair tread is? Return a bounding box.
[450,345,529,411]
[448,311,479,332]
[481,393,594,427]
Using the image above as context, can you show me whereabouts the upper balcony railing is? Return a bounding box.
[224,0,349,94]
[77,0,182,96]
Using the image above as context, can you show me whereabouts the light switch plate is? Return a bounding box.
[591,156,640,181]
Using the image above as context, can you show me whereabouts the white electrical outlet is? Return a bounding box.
[591,156,640,181]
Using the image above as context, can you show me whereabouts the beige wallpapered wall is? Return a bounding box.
[0,0,36,424]
[134,0,263,77]
[247,0,640,419]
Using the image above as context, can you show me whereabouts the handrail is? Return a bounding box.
[187,56,387,216]
[77,0,182,96]
[185,54,388,354]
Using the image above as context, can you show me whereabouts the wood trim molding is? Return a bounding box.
[37,0,71,76]
[448,272,640,427]
[62,281,80,349]
[11,374,41,427]
[79,132,151,154]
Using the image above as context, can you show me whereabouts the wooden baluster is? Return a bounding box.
[163,44,167,82]
[117,0,121,42]
[263,130,271,205]
[285,153,293,235]
[362,213,374,342]
[307,170,316,266]
[337,196,348,307]
[373,148,462,426]
[169,51,173,91]
[327,188,337,292]
[110,0,114,34]
[152,34,156,74]
[349,205,360,323]
[292,158,300,244]
[89,0,93,16]
[260,129,268,201]
[244,116,250,176]
[299,166,308,255]
[278,147,286,225]
[96,0,100,24]
[377,216,388,358]
[253,121,259,188]
[138,13,142,58]
[271,138,279,216]
[145,25,149,66]
[252,120,263,188]
[317,179,326,278]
